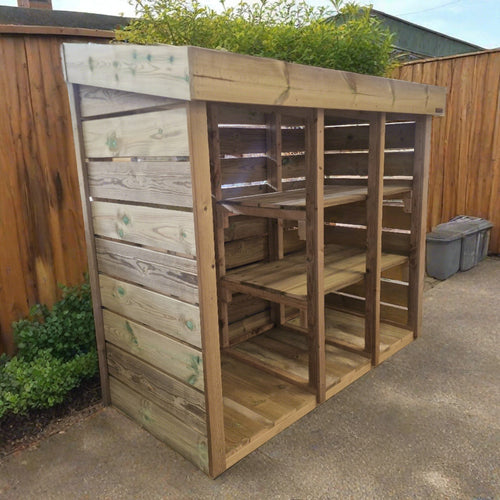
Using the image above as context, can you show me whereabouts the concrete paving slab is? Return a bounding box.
[1,258,499,499]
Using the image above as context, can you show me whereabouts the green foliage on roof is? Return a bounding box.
[116,0,396,76]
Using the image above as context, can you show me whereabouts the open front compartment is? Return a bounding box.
[208,103,420,463]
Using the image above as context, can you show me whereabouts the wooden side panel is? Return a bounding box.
[92,201,196,256]
[100,274,201,348]
[88,160,193,208]
[62,43,191,100]
[110,377,209,473]
[83,107,189,158]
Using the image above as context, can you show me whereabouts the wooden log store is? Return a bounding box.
[62,43,446,478]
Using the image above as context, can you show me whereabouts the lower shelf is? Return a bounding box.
[222,310,414,466]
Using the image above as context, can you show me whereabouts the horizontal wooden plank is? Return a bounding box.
[339,279,409,307]
[110,377,209,473]
[83,107,189,158]
[224,216,268,242]
[96,238,199,304]
[324,226,411,254]
[215,103,306,126]
[189,45,446,115]
[382,262,409,281]
[324,151,414,177]
[228,311,274,343]
[100,274,201,348]
[225,235,268,269]
[107,344,206,434]
[221,157,267,185]
[88,160,193,208]
[324,202,411,230]
[325,293,408,326]
[62,43,190,100]
[104,310,204,390]
[227,294,270,324]
[79,85,179,118]
[222,183,268,199]
[92,201,196,256]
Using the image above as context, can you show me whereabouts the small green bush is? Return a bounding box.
[116,0,395,76]
[0,282,98,419]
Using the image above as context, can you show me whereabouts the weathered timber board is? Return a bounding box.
[110,377,209,473]
[62,44,190,100]
[92,201,196,256]
[107,343,207,434]
[95,238,199,305]
[103,310,204,390]
[88,160,193,208]
[100,274,201,348]
[83,107,189,158]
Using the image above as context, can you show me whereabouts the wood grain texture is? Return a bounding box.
[187,101,226,477]
[104,310,204,390]
[67,83,111,404]
[92,201,196,256]
[0,36,88,354]
[79,85,179,118]
[88,160,193,208]
[62,43,190,100]
[95,238,199,305]
[365,113,385,365]
[83,107,189,158]
[394,51,499,253]
[110,376,209,473]
[188,45,445,114]
[100,274,202,348]
[107,343,207,434]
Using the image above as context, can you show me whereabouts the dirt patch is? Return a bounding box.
[0,377,102,458]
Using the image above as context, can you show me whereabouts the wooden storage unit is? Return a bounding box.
[62,43,445,478]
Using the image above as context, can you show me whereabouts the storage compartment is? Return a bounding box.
[62,42,445,477]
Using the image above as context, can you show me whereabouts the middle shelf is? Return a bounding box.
[222,244,408,309]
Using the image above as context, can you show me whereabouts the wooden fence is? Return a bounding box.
[0,28,111,355]
[393,49,499,254]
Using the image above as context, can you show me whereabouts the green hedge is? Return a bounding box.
[0,282,98,419]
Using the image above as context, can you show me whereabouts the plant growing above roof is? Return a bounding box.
[116,0,396,76]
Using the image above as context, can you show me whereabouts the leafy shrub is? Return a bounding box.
[0,282,98,419]
[116,0,395,76]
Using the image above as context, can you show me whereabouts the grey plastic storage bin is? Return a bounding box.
[426,230,463,280]
[436,216,493,270]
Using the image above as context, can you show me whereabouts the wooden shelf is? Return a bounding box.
[222,244,408,308]
[220,183,410,220]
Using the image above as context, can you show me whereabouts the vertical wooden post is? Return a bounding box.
[66,84,110,405]
[409,115,432,338]
[306,108,325,403]
[266,112,285,325]
[207,104,230,348]
[186,100,226,478]
[365,112,386,366]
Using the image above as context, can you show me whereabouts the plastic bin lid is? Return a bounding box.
[426,229,463,242]
[448,215,493,230]
[435,220,481,236]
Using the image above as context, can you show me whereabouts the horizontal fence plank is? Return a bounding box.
[83,107,189,158]
[100,274,201,348]
[63,43,190,100]
[324,225,411,254]
[88,160,193,207]
[110,376,209,473]
[96,238,199,304]
[92,201,196,256]
[107,344,207,434]
[104,310,204,390]
[79,85,179,118]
